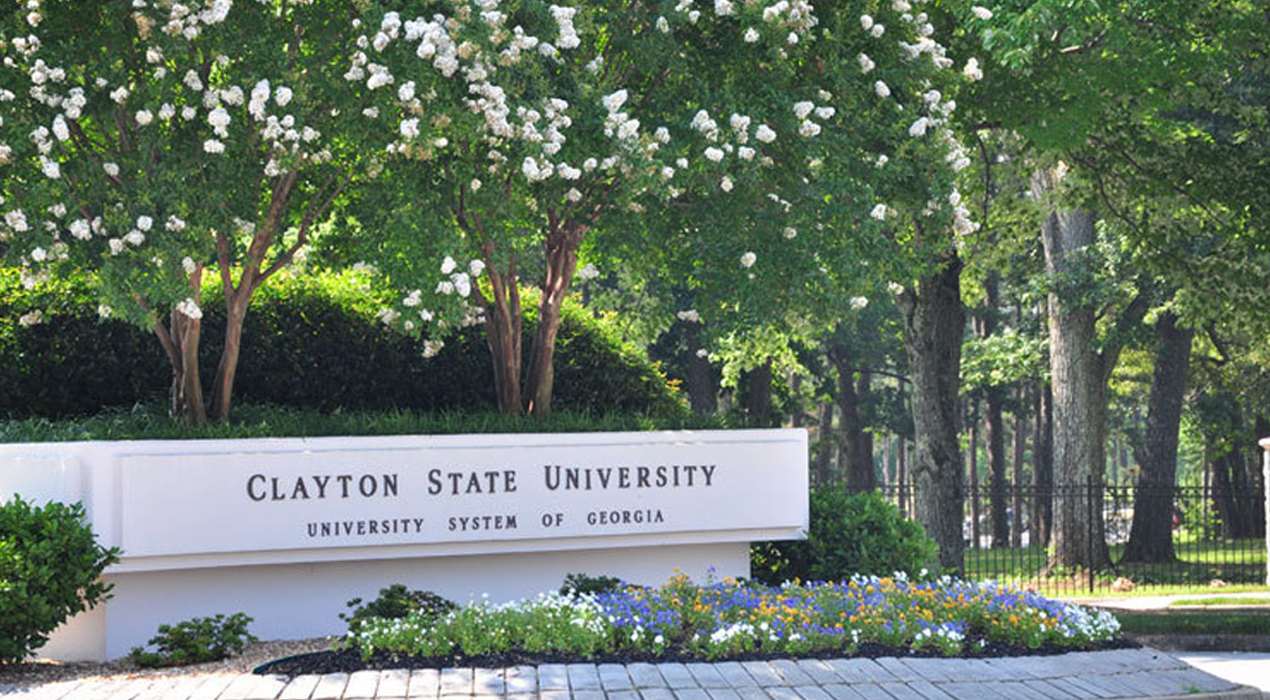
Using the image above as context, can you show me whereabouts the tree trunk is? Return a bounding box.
[814,402,834,484]
[790,374,804,427]
[209,289,250,422]
[897,435,908,515]
[483,256,523,414]
[1012,394,1027,548]
[684,322,718,414]
[1035,166,1114,571]
[969,403,981,549]
[1033,381,1055,548]
[524,219,583,417]
[1122,311,1193,563]
[152,268,207,425]
[898,249,966,573]
[832,351,875,493]
[978,276,1011,548]
[746,359,774,425]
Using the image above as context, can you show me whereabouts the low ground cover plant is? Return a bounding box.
[341,585,457,634]
[127,613,257,668]
[343,573,1122,662]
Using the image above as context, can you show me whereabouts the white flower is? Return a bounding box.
[203,139,225,154]
[97,304,112,318]
[740,251,756,268]
[871,24,885,38]
[576,263,599,280]
[859,53,875,73]
[720,176,733,192]
[783,226,797,239]
[400,118,420,139]
[40,157,60,179]
[815,106,835,119]
[755,124,776,143]
[871,203,888,220]
[908,117,929,137]
[18,310,44,327]
[799,120,821,138]
[469,259,486,276]
[441,256,457,274]
[972,6,993,20]
[108,238,125,255]
[704,147,725,162]
[850,296,869,311]
[738,146,755,161]
[964,58,983,82]
[566,188,583,202]
[793,101,815,120]
[52,116,70,142]
[744,27,759,43]
[601,89,628,113]
[275,86,293,106]
[398,81,416,102]
[876,154,889,168]
[860,14,874,30]
[136,215,153,231]
[875,80,891,98]
[175,298,202,320]
[656,16,670,32]
[124,229,145,246]
[30,247,47,262]
[677,309,702,323]
[110,86,129,104]
[696,348,709,359]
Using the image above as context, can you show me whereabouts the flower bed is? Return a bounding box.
[339,573,1121,664]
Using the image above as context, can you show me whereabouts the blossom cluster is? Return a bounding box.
[345,572,1121,661]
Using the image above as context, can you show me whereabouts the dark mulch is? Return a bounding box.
[254,637,1138,676]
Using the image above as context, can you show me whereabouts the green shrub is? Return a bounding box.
[0,496,121,663]
[127,613,257,668]
[559,572,625,596]
[751,488,937,585]
[340,584,457,634]
[0,269,684,419]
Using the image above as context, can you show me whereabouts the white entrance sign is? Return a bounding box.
[0,429,808,660]
[121,438,803,557]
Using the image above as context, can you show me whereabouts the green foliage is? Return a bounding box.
[751,488,937,586]
[340,584,456,635]
[0,496,120,663]
[127,613,257,668]
[0,270,683,419]
[0,404,721,444]
[558,573,624,596]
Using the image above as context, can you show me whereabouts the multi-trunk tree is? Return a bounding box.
[1,0,379,424]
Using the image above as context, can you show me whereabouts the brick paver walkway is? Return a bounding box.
[1,648,1258,700]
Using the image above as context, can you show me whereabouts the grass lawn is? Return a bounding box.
[962,540,1267,597]
[1169,596,1270,607]
[1114,610,1270,636]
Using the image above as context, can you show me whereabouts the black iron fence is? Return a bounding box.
[876,481,1267,596]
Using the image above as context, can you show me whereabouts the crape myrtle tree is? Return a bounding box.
[0,0,379,424]
[352,0,978,427]
[573,0,982,568]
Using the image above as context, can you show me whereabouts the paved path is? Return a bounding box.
[1,648,1260,700]
[1180,653,1270,694]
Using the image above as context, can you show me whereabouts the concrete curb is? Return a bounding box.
[1127,634,1270,652]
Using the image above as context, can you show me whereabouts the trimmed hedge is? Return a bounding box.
[0,269,684,419]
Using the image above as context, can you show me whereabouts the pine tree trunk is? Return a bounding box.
[814,402,834,484]
[1123,311,1192,563]
[898,249,966,573]
[979,276,1010,548]
[833,352,874,493]
[1012,395,1027,548]
[969,404,981,549]
[684,322,718,414]
[746,359,773,425]
[1034,381,1055,547]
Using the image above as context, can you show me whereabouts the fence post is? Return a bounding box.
[1261,437,1270,587]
